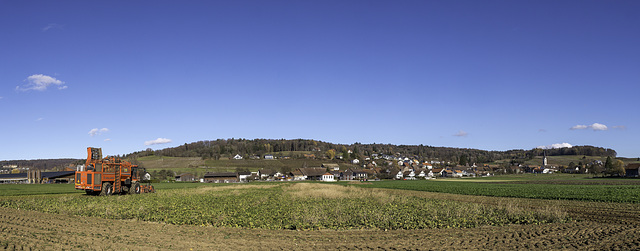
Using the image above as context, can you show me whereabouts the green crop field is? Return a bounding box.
[0,183,569,230]
[349,175,640,203]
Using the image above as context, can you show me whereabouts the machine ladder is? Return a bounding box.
[113,163,122,193]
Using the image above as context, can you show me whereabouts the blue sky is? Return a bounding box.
[1,1,639,160]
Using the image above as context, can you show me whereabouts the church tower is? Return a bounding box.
[542,151,548,167]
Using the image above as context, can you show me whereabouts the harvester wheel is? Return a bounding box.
[132,182,141,194]
[100,182,113,196]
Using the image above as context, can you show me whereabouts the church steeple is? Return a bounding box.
[542,151,548,167]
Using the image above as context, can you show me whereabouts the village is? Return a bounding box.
[175,153,640,183]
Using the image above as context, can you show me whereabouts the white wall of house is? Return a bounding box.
[322,174,335,181]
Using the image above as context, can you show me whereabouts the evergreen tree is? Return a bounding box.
[604,156,613,176]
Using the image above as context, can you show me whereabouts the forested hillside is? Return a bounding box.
[125,138,616,164]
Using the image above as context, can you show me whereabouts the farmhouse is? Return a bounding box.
[298,167,327,180]
[175,173,195,182]
[203,172,238,183]
[351,169,375,180]
[290,169,305,181]
[626,163,640,177]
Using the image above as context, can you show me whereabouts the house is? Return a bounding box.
[175,173,195,182]
[233,154,243,160]
[442,169,454,177]
[322,172,335,182]
[351,169,370,180]
[395,170,403,180]
[238,171,252,182]
[431,168,445,177]
[264,155,274,160]
[625,163,640,177]
[290,169,306,181]
[340,169,354,180]
[415,168,428,178]
[403,170,416,180]
[453,170,464,177]
[322,163,340,171]
[203,172,238,183]
[298,167,327,180]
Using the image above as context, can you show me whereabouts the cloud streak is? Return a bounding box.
[537,143,573,149]
[570,123,608,131]
[145,138,172,146]
[453,130,468,137]
[42,23,63,31]
[16,74,68,91]
[88,128,109,136]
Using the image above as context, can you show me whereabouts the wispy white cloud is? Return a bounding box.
[570,123,608,131]
[538,129,547,133]
[104,139,112,142]
[16,74,68,91]
[537,143,573,149]
[612,125,627,130]
[42,23,63,31]
[36,118,44,122]
[144,138,172,146]
[88,128,109,136]
[453,130,468,137]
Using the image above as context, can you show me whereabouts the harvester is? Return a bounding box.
[75,147,155,195]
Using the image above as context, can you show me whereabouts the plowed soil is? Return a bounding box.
[1,189,639,250]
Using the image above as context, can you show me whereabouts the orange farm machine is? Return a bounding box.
[75,147,155,195]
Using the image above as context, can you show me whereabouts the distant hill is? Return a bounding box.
[125,138,617,166]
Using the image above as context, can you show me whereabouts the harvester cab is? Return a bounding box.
[75,147,155,195]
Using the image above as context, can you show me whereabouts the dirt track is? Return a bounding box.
[1,204,639,250]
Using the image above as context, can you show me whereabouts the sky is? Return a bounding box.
[1,0,639,160]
